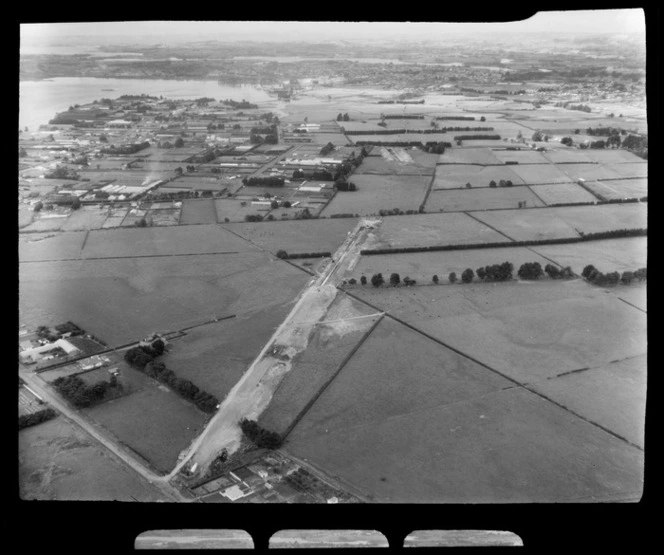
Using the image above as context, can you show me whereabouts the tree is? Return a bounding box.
[390,273,401,286]
[505,180,513,187]
[621,271,635,284]
[432,275,439,284]
[33,201,43,212]
[465,182,472,189]
[270,200,279,209]
[634,267,647,281]
[136,218,147,227]
[371,273,384,287]
[461,269,474,283]
[449,272,457,284]
[336,113,343,121]
[360,275,367,285]
[489,180,497,188]
[532,131,543,142]
[480,116,486,122]
[71,197,82,210]
[582,265,599,281]
[175,167,183,176]
[348,278,357,285]
[476,267,487,281]
[518,262,544,280]
[560,266,574,279]
[544,264,561,279]
[174,137,184,148]
[343,113,350,121]
[276,250,288,259]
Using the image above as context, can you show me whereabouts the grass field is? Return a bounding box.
[510,164,578,184]
[346,246,554,284]
[355,151,437,176]
[558,163,623,182]
[286,315,644,502]
[179,198,218,224]
[365,212,512,250]
[530,354,646,448]
[84,383,208,473]
[549,203,647,235]
[59,206,110,231]
[353,280,647,384]
[437,148,503,165]
[582,149,646,164]
[468,207,582,241]
[320,174,431,216]
[19,252,310,347]
[433,165,524,189]
[214,198,272,223]
[531,236,647,274]
[542,149,595,164]
[426,186,545,212]
[611,282,647,312]
[19,414,167,501]
[81,224,258,258]
[19,231,86,262]
[259,294,380,435]
[582,178,647,200]
[604,162,648,179]
[529,183,599,205]
[22,214,69,232]
[222,218,358,255]
[491,149,551,164]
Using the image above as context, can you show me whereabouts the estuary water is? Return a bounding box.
[18,77,273,132]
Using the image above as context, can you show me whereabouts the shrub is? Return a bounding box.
[360,275,367,285]
[432,275,439,284]
[389,273,401,286]
[19,408,57,430]
[461,268,474,283]
[371,273,384,287]
[544,264,562,279]
[276,250,288,259]
[240,418,282,449]
[518,262,544,280]
[449,272,457,284]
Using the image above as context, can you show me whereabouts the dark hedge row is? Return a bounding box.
[239,418,282,449]
[436,116,476,121]
[360,228,647,256]
[383,115,424,119]
[276,251,331,260]
[19,407,57,430]
[453,134,501,140]
[53,375,120,408]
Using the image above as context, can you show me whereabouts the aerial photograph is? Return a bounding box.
[18,12,647,536]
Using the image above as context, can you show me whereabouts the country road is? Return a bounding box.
[19,370,186,502]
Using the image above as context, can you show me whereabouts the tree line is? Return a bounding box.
[239,418,282,449]
[582,265,646,286]
[124,342,219,414]
[242,176,285,187]
[19,407,57,430]
[53,374,122,408]
[275,250,331,260]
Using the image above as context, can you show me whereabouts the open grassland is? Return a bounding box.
[469,208,581,241]
[604,162,648,179]
[59,206,110,231]
[582,178,647,200]
[529,183,599,205]
[259,294,380,436]
[321,174,431,216]
[353,280,647,384]
[19,252,310,347]
[426,186,545,212]
[530,354,646,448]
[355,151,437,176]
[510,163,578,184]
[19,231,86,262]
[163,305,296,403]
[492,149,551,164]
[433,165,524,189]
[582,149,646,164]
[542,149,595,164]
[437,148,503,165]
[222,217,358,255]
[346,246,553,284]
[557,163,623,182]
[286,317,644,502]
[214,198,272,223]
[19,414,166,501]
[549,203,647,235]
[610,283,647,312]
[84,384,208,473]
[366,212,513,249]
[179,198,218,224]
[81,224,258,258]
[22,214,69,232]
[531,236,647,275]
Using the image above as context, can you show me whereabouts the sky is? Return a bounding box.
[21,10,646,46]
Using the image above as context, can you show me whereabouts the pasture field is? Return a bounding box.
[531,236,647,275]
[355,150,437,176]
[59,206,109,231]
[345,246,553,284]
[549,203,647,235]
[510,163,577,184]
[365,212,512,250]
[22,214,69,232]
[84,384,208,473]
[529,183,599,205]
[18,207,35,228]
[81,223,258,258]
[491,149,551,164]
[19,231,86,262]
[542,149,595,164]
[557,163,623,182]
[604,162,648,179]
[320,174,431,216]
[18,413,167,501]
[214,198,272,223]
[163,304,296,403]
[530,354,646,449]
[147,207,181,226]
[286,316,644,502]
[611,282,647,312]
[101,206,130,228]
[469,207,581,241]
[426,186,545,212]
[349,132,450,144]
[222,217,358,255]
[456,139,509,148]
[353,279,647,384]
[582,178,647,200]
[19,252,310,347]
[259,294,381,436]
[433,165,525,189]
[582,149,646,164]
[437,148,503,165]
[179,198,218,224]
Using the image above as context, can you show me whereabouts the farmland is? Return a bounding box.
[509,164,578,184]
[426,186,545,212]
[582,178,647,200]
[529,183,600,205]
[179,198,218,224]
[19,231,87,262]
[433,165,525,189]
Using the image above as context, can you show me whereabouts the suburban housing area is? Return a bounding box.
[19,18,647,509]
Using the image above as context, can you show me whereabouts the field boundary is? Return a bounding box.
[464,211,517,242]
[281,312,385,441]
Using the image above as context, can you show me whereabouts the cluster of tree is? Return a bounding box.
[621,134,648,160]
[475,262,515,282]
[336,113,350,121]
[355,140,426,148]
[124,344,219,413]
[70,155,89,166]
[426,142,449,154]
[242,176,285,187]
[293,207,315,220]
[543,264,575,279]
[377,100,425,104]
[329,213,359,219]
[292,169,333,181]
[453,134,501,141]
[260,112,278,124]
[221,99,258,109]
[381,273,416,286]
[100,141,150,155]
[207,123,225,130]
[360,228,647,256]
[370,273,384,287]
[44,165,79,180]
[582,265,646,286]
[49,115,81,125]
[239,418,282,449]
[383,115,424,119]
[585,126,623,136]
[276,250,331,260]
[435,116,478,121]
[19,408,57,430]
[120,94,159,101]
[488,180,514,187]
[319,142,336,156]
[244,214,265,222]
[531,131,551,142]
[517,262,544,280]
[53,375,121,408]
[36,325,60,342]
[186,149,217,164]
[560,137,574,146]
[345,128,448,136]
[378,207,422,216]
[194,97,215,106]
[335,180,357,191]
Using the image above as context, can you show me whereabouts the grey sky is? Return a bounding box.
[21,10,645,46]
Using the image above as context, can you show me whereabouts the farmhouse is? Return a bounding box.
[19,338,80,364]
